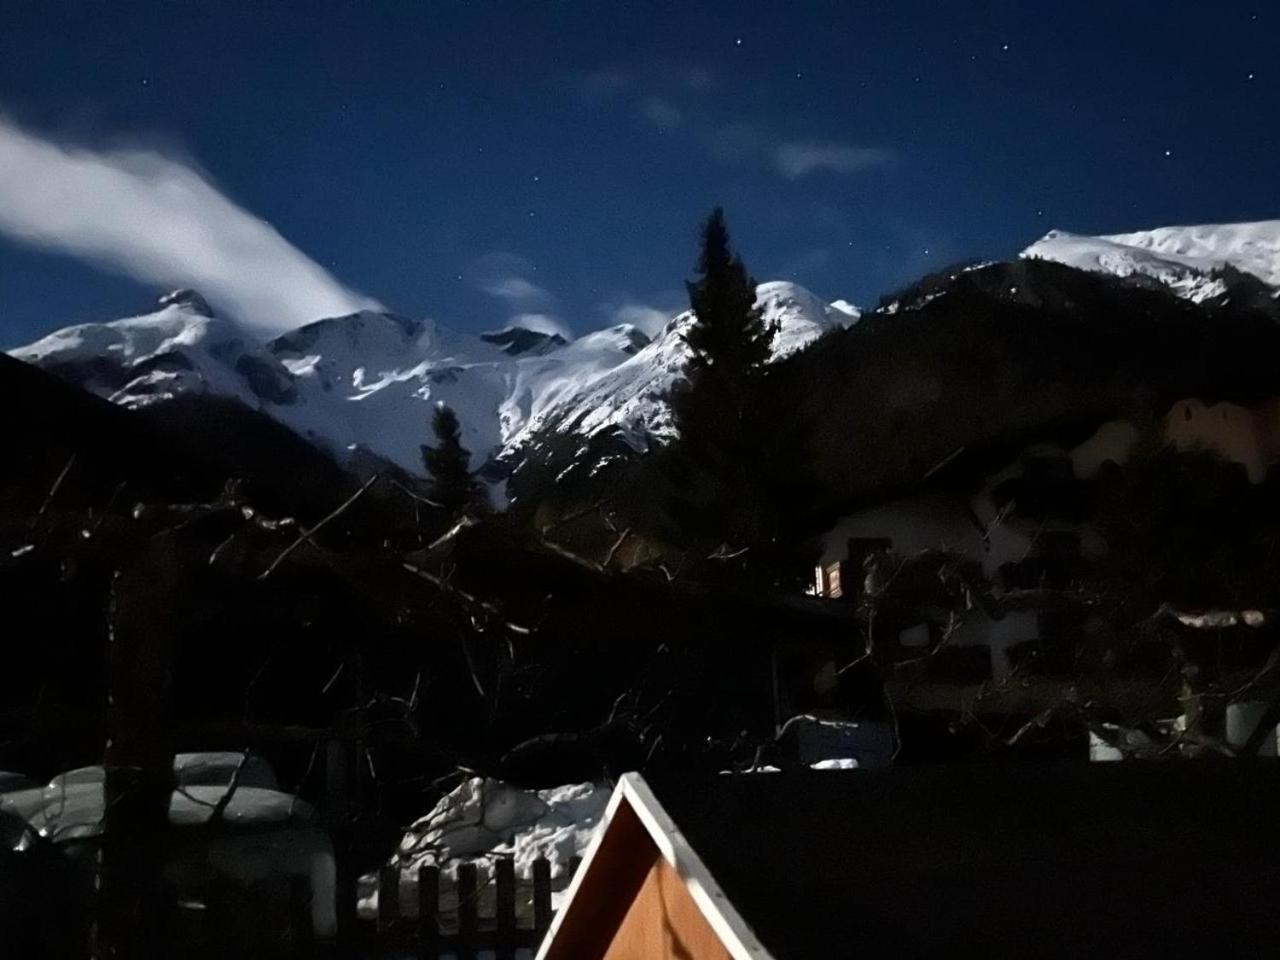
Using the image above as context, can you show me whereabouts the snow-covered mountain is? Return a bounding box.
[11,281,858,481]
[1021,220,1280,301]
[521,281,859,450]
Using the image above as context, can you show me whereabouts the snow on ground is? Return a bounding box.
[0,752,306,842]
[358,777,608,923]
[0,753,336,936]
[1022,220,1280,301]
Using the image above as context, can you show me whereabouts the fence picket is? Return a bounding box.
[457,861,478,960]
[378,865,400,930]
[372,854,559,958]
[532,857,552,937]
[495,858,516,959]
[417,865,439,960]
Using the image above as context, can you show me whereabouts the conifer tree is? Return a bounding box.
[681,207,776,384]
[422,404,486,514]
[665,208,778,548]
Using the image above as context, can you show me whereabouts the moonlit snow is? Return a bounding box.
[359,777,609,923]
[11,281,859,484]
[1022,220,1280,302]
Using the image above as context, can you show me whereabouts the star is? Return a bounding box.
[1247,72,1256,81]
[1001,43,1009,52]
[1163,148,1172,157]
[734,37,742,46]
[532,174,541,182]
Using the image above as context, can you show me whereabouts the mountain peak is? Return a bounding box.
[157,288,214,317]
[479,326,568,357]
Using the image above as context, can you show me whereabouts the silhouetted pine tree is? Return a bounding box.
[665,208,778,549]
[423,404,486,514]
[682,207,776,380]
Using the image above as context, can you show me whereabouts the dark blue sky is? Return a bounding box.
[1,1,1276,346]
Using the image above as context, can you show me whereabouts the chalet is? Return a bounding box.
[539,764,1280,960]
[813,451,1095,685]
[809,396,1280,695]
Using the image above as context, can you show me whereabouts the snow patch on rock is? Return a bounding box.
[1022,221,1280,301]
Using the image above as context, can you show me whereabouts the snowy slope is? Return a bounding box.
[14,289,298,406]
[1021,221,1280,301]
[11,281,857,478]
[511,280,860,450]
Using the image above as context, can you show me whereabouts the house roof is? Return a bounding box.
[547,763,1280,960]
[537,772,769,960]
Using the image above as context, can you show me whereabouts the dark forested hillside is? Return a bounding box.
[516,258,1280,546]
[764,258,1280,520]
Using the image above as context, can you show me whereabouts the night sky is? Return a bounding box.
[1,1,1276,346]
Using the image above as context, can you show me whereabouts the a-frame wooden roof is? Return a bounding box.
[536,772,771,960]
[541,763,1280,960]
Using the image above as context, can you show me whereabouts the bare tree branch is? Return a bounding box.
[258,474,379,579]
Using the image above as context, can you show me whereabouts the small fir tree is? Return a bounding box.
[422,403,486,514]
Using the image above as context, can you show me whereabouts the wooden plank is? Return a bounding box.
[532,856,552,937]
[289,875,314,957]
[495,858,516,960]
[418,865,439,960]
[457,861,478,960]
[379,865,400,930]
[538,804,658,960]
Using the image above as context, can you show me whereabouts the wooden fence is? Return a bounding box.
[367,856,580,959]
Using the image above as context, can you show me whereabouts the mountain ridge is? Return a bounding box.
[10,280,858,485]
[1021,220,1280,302]
[12,218,1280,495]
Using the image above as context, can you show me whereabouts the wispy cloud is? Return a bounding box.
[507,313,572,340]
[468,252,572,340]
[481,275,553,307]
[575,63,715,112]
[574,69,632,106]
[574,62,894,182]
[704,122,769,165]
[600,289,686,337]
[682,66,714,93]
[578,74,894,182]
[775,143,896,179]
[638,97,683,129]
[606,302,674,337]
[0,115,378,331]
